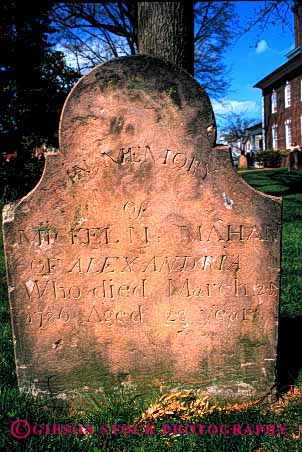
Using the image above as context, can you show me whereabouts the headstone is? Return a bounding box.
[3,56,281,406]
[238,154,248,169]
[288,149,302,172]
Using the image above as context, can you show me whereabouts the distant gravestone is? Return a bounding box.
[288,149,302,172]
[238,154,248,169]
[3,56,281,406]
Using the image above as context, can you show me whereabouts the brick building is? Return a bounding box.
[254,3,302,151]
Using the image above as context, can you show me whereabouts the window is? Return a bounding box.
[271,90,277,113]
[272,125,278,150]
[285,119,292,149]
[285,81,291,108]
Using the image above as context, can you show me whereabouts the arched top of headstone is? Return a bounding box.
[59,55,216,158]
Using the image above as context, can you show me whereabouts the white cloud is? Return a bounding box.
[211,99,259,115]
[256,40,269,54]
[55,44,93,74]
[56,44,79,68]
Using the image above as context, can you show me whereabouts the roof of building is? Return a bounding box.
[245,122,262,132]
[254,48,302,90]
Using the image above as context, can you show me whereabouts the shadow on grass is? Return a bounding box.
[242,169,302,197]
[277,316,302,393]
[270,171,302,196]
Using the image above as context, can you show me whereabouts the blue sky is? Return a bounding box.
[212,0,294,128]
[56,1,295,134]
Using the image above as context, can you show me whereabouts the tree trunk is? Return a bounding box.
[137,1,194,75]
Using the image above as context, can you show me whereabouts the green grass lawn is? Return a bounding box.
[241,168,302,318]
[1,168,302,451]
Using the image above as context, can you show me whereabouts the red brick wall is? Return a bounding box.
[264,73,302,150]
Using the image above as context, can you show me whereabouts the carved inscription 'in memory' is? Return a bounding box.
[100,147,209,178]
[67,148,210,183]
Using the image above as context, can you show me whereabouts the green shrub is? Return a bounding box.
[255,150,282,168]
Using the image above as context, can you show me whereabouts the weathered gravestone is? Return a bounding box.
[288,149,302,172]
[3,56,281,406]
[238,153,248,169]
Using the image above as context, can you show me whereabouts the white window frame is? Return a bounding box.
[271,90,277,113]
[285,81,291,108]
[285,119,292,149]
[272,124,278,150]
[300,79,302,102]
